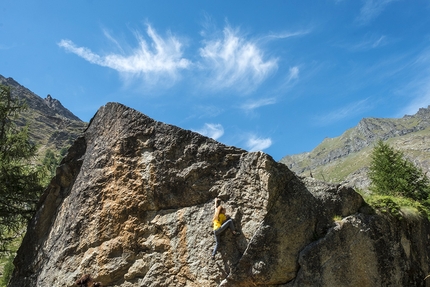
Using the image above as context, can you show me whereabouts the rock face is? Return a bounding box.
[9,103,430,286]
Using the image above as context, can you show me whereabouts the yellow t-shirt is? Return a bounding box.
[213,213,226,230]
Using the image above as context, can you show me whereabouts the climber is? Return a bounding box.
[211,198,240,258]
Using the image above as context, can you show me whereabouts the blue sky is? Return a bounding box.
[1,1,430,161]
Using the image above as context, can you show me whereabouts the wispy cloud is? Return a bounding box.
[264,30,311,40]
[58,40,102,64]
[372,36,387,48]
[288,66,299,82]
[192,105,224,119]
[398,54,430,116]
[58,24,191,83]
[400,91,430,116]
[199,26,278,93]
[102,29,126,54]
[356,0,397,25]
[58,22,296,95]
[194,123,224,140]
[241,97,277,111]
[345,34,388,51]
[246,134,272,152]
[270,64,305,96]
[313,99,372,126]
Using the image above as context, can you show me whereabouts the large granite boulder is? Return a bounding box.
[9,103,430,286]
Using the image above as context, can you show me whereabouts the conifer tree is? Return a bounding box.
[368,140,430,201]
[0,85,45,252]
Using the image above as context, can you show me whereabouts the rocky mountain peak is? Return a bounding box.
[0,74,81,122]
[0,74,86,153]
[0,76,20,87]
[43,93,81,121]
[9,102,430,287]
[281,106,430,177]
[413,105,430,121]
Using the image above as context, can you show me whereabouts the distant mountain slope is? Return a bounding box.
[280,106,430,190]
[0,74,87,155]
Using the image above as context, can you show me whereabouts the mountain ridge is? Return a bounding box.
[0,74,87,155]
[0,75,81,121]
[280,106,430,189]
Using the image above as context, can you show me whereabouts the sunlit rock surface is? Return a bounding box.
[9,103,430,287]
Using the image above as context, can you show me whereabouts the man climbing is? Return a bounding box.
[211,198,240,259]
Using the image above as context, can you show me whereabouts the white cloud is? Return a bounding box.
[371,36,387,48]
[356,0,397,25]
[192,105,224,118]
[288,66,299,82]
[345,34,388,51]
[195,123,224,140]
[400,94,430,116]
[246,135,272,152]
[199,26,278,93]
[58,23,292,94]
[58,39,102,63]
[398,76,430,116]
[396,49,430,116]
[314,99,372,126]
[58,24,191,82]
[103,29,126,54]
[241,98,276,111]
[264,30,311,40]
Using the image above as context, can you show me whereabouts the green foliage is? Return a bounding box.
[0,232,22,287]
[0,228,23,286]
[364,194,429,220]
[0,254,15,287]
[368,140,430,201]
[42,149,61,182]
[0,85,45,253]
[60,146,68,157]
[332,215,342,222]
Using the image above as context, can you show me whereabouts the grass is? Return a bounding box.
[332,215,343,222]
[0,232,24,286]
[362,194,429,221]
[313,149,372,182]
[0,254,15,287]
